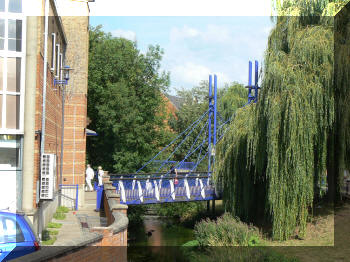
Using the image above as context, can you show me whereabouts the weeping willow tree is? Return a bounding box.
[215,0,349,241]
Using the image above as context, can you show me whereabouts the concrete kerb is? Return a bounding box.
[10,232,103,262]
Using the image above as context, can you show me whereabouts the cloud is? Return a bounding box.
[170,25,233,44]
[170,25,200,41]
[112,29,136,41]
[170,62,230,88]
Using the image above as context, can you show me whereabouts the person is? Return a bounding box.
[85,164,94,191]
[98,166,104,186]
[170,164,178,185]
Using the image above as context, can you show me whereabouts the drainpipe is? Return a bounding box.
[22,16,38,215]
[58,83,65,207]
[38,0,50,241]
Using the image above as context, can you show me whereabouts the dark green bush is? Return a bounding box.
[194,213,260,246]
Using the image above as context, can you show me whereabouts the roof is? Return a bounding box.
[165,94,184,110]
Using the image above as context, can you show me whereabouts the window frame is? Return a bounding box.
[0,0,25,134]
[50,32,56,72]
[55,43,60,78]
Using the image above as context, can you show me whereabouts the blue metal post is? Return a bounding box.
[248,61,253,103]
[75,184,79,210]
[212,75,217,213]
[254,60,259,103]
[208,75,212,174]
[213,75,217,146]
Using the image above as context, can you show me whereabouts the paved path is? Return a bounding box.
[46,191,107,246]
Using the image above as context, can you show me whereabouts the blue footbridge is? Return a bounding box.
[103,61,261,205]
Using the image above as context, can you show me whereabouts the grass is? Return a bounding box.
[53,212,66,220]
[41,229,58,246]
[48,229,59,236]
[41,236,57,246]
[56,206,70,213]
[47,222,62,228]
[268,200,350,262]
[192,199,347,262]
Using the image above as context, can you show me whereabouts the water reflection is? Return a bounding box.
[128,216,194,261]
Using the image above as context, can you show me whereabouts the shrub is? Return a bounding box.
[194,213,260,246]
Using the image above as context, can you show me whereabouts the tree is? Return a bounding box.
[167,81,247,171]
[87,26,172,173]
[215,0,349,241]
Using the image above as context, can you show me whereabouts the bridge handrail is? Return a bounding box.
[109,171,211,176]
[109,175,212,180]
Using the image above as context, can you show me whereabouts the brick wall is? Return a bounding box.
[33,52,63,208]
[60,16,89,186]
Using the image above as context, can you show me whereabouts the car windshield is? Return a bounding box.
[0,216,25,243]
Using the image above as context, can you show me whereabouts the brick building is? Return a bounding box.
[0,0,90,235]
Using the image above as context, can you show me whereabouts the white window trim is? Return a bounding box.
[0,0,25,135]
[55,43,60,79]
[59,52,63,80]
[50,33,55,72]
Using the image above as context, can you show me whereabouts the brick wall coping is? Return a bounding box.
[104,185,116,191]
[11,232,103,262]
[107,199,128,211]
[92,210,128,235]
[105,189,120,199]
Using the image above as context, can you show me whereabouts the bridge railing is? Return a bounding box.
[108,172,216,204]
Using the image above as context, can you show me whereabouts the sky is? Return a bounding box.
[88,0,275,94]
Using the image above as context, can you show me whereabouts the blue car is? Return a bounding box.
[0,212,40,261]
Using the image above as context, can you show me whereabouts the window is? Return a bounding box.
[51,33,56,71]
[0,135,21,169]
[0,1,24,133]
[0,19,4,50]
[7,57,20,92]
[55,44,60,78]
[6,94,19,129]
[8,19,22,52]
[8,0,21,13]
[0,56,3,91]
[0,0,4,12]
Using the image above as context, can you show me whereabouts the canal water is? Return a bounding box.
[127,216,195,261]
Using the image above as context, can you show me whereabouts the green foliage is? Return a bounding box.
[182,240,199,247]
[53,212,66,220]
[87,25,172,173]
[41,229,57,245]
[215,0,350,241]
[48,230,59,236]
[56,206,70,213]
[219,82,247,120]
[154,202,206,224]
[47,222,62,228]
[128,205,148,225]
[168,81,246,169]
[194,213,260,246]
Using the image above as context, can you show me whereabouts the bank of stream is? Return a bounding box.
[127,201,222,261]
[127,215,195,261]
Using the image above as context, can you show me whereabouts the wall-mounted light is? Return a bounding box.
[54,65,74,86]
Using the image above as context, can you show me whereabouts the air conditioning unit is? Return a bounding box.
[40,154,56,200]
